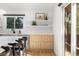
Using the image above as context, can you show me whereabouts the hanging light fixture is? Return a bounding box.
[0,9,6,14]
[58,3,63,7]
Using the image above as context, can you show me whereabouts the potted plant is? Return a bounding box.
[32,21,37,26]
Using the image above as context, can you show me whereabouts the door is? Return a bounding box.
[76,3,79,56]
[64,4,71,56]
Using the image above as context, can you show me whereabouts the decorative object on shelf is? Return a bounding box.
[44,15,48,20]
[32,21,37,26]
[35,13,48,20]
[19,30,21,34]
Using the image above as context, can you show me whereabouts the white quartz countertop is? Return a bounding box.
[0,33,29,36]
[0,31,53,36]
[0,48,5,53]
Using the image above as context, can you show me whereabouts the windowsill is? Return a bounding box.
[0,33,53,36]
[0,33,28,36]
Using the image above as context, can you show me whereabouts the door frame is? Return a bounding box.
[62,3,77,56]
[71,3,77,56]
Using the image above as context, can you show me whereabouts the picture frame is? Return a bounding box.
[35,13,48,20]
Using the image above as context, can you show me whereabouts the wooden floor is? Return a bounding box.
[0,50,55,56]
[27,50,56,56]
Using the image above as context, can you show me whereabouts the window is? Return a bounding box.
[15,17,23,29]
[7,16,23,29]
[7,17,14,29]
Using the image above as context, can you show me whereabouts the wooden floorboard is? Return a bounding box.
[26,50,56,56]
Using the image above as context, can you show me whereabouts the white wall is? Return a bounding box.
[53,4,64,56]
[0,3,54,35]
[0,3,54,49]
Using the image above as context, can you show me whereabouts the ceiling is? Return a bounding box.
[0,3,56,12]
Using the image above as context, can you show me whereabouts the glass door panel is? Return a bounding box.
[76,3,79,56]
[64,4,71,56]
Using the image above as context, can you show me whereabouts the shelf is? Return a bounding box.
[25,25,52,27]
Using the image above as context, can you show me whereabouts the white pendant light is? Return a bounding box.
[0,9,6,14]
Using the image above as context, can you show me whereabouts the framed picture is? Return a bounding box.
[35,13,48,20]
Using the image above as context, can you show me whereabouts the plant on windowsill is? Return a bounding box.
[11,28,15,34]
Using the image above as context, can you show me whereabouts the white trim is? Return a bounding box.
[61,3,70,8]
[62,3,77,56]
[61,6,65,56]
[71,3,77,56]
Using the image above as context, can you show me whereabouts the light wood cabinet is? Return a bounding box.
[29,35,54,50]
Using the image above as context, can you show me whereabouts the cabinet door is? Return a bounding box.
[30,35,54,50]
